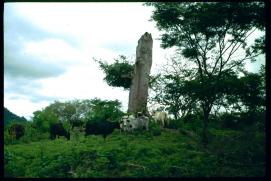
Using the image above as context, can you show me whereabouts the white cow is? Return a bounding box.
[119,115,134,132]
[151,111,169,128]
[120,114,149,132]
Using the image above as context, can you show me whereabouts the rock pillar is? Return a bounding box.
[128,32,153,115]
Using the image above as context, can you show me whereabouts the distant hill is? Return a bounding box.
[4,107,27,126]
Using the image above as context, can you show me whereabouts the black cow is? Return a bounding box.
[85,120,119,141]
[8,123,25,140]
[50,123,70,140]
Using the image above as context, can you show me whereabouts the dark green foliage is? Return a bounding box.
[182,115,203,133]
[4,149,25,177]
[152,69,265,145]
[149,121,161,136]
[146,2,264,50]
[4,107,27,126]
[4,130,13,145]
[3,99,125,145]
[219,113,241,130]
[150,74,198,119]
[208,128,265,176]
[166,119,181,129]
[29,98,123,141]
[94,55,134,89]
[151,127,161,137]
[87,98,124,122]
[32,108,58,133]
[254,110,265,131]
[146,2,265,146]
[4,127,265,177]
[237,73,265,112]
[4,121,50,145]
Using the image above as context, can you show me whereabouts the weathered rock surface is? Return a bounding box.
[128,32,153,115]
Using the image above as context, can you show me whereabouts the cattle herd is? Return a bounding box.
[8,111,169,141]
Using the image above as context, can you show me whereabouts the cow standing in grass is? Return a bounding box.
[8,123,25,140]
[85,120,119,141]
[120,114,149,132]
[151,111,169,128]
[50,123,70,140]
[119,115,135,132]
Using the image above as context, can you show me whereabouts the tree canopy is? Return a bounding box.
[146,2,265,145]
[94,55,134,90]
[31,98,124,132]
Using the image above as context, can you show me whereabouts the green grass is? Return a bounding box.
[4,128,265,178]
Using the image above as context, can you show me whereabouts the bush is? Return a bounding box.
[179,115,203,137]
[4,149,26,177]
[94,55,134,89]
[149,122,161,136]
[219,113,240,130]
[159,147,176,155]
[152,128,161,136]
[166,119,183,129]
[219,111,265,130]
[4,130,14,145]
[208,128,265,176]
[254,111,265,131]
[4,120,265,177]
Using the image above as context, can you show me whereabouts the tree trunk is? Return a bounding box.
[202,104,211,147]
[128,32,153,115]
[202,111,209,147]
[174,113,178,120]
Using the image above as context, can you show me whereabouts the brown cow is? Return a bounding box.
[8,123,25,140]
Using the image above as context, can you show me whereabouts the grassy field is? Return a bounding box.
[4,127,265,178]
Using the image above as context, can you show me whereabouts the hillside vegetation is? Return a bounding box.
[4,119,265,177]
[4,107,27,126]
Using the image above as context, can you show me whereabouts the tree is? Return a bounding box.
[94,55,134,90]
[32,99,124,132]
[86,98,124,122]
[146,2,265,145]
[32,108,58,133]
[149,55,198,119]
[238,73,264,112]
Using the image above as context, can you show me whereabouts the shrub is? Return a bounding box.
[166,119,183,129]
[4,150,26,177]
[152,128,161,136]
[182,114,203,135]
[159,147,176,155]
[4,130,14,145]
[218,112,263,130]
[219,113,241,130]
[147,121,161,136]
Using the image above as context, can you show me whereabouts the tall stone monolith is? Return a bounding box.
[128,32,153,115]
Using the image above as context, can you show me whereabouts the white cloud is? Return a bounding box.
[23,38,84,66]
[4,96,50,119]
[11,3,155,48]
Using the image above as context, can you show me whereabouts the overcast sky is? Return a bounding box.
[4,2,265,119]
